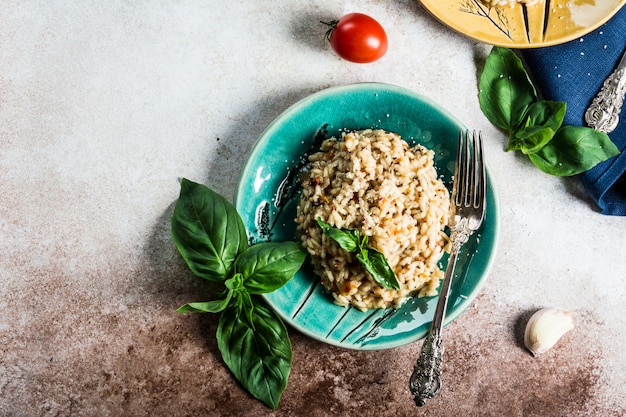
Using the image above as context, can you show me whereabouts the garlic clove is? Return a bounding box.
[524,308,575,356]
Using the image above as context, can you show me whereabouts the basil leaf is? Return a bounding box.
[240,290,256,330]
[230,289,256,330]
[508,101,566,154]
[524,101,567,133]
[225,273,245,291]
[528,126,620,176]
[235,242,306,294]
[177,291,233,314]
[316,217,359,252]
[479,46,537,132]
[356,247,401,290]
[176,273,245,314]
[509,126,555,154]
[318,217,400,289]
[217,300,292,410]
[171,178,248,281]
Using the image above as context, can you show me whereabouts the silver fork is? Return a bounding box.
[409,130,486,406]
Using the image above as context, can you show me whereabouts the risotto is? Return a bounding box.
[295,129,450,311]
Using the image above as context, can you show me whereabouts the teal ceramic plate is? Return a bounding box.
[235,83,499,350]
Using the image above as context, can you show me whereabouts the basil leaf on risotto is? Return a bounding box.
[316,217,360,252]
[317,217,400,290]
[357,246,401,290]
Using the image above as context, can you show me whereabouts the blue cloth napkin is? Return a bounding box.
[521,6,626,215]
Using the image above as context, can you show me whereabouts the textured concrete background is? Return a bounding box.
[1,1,625,416]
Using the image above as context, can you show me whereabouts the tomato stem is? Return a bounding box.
[320,20,338,42]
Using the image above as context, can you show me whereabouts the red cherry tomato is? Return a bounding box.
[324,13,388,64]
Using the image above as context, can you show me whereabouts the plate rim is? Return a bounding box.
[235,82,500,350]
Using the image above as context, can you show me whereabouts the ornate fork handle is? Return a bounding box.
[409,219,470,406]
[584,66,626,133]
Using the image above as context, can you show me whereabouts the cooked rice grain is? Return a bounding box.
[295,129,450,311]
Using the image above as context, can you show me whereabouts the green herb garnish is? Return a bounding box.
[478,46,619,176]
[316,217,400,290]
[172,178,306,409]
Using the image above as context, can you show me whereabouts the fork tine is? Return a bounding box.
[452,132,462,206]
[465,130,474,208]
[470,131,480,208]
[459,130,471,207]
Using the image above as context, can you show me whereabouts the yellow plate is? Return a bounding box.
[419,0,626,48]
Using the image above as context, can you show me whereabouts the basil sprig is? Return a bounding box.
[316,217,400,290]
[172,178,306,409]
[479,46,619,176]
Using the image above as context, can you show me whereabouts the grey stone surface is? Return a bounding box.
[1,1,625,416]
